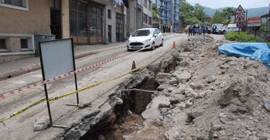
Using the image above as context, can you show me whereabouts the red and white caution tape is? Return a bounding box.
[0,47,146,99]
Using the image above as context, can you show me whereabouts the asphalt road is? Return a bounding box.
[0,33,190,139]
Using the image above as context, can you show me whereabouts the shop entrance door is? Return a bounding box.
[116,13,124,42]
[50,0,62,39]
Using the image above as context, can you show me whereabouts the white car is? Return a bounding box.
[226,24,239,32]
[126,28,164,51]
[212,23,225,34]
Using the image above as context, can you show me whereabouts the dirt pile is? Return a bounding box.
[126,36,270,140]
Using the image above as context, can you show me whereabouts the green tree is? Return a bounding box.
[222,7,235,24]
[259,23,267,31]
[152,3,161,23]
[194,3,206,24]
[212,11,226,24]
[180,2,204,25]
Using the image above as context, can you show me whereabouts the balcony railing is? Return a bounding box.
[175,3,181,7]
[159,5,171,10]
[174,11,180,15]
[174,19,180,23]
[160,14,166,18]
[159,5,166,9]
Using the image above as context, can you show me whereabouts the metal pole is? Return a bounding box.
[71,38,79,105]
[39,42,53,126]
[74,73,79,105]
[245,10,248,31]
[44,83,53,126]
[255,27,257,39]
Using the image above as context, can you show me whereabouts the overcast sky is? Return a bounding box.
[186,0,270,9]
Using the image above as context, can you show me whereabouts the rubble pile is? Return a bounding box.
[127,36,270,139]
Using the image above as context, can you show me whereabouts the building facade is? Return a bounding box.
[0,0,151,63]
[105,0,127,43]
[126,0,152,36]
[69,0,107,44]
[142,0,152,28]
[0,0,51,63]
[156,0,181,32]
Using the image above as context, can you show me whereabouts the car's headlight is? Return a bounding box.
[144,38,151,43]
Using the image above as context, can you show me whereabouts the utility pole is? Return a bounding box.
[245,9,248,31]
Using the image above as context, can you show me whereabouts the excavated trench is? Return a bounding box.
[80,55,179,140]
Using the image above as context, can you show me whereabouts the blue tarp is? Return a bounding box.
[218,43,270,67]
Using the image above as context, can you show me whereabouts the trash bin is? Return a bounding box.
[34,34,55,56]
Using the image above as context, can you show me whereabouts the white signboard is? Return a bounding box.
[40,39,74,80]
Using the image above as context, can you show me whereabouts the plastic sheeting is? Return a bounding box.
[218,43,270,67]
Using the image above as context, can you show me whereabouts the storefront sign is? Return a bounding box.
[247,17,262,27]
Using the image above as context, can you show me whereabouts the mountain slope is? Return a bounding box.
[203,6,268,18]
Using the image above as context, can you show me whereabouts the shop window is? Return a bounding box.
[0,39,6,49]
[69,0,76,10]
[20,39,28,49]
[116,13,124,42]
[96,8,103,37]
[78,13,87,37]
[70,10,77,36]
[69,1,87,37]
[77,1,87,12]
[0,0,28,10]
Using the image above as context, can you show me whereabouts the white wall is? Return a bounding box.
[105,1,127,43]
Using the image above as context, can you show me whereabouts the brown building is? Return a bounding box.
[0,0,152,63]
[0,0,51,63]
[0,0,108,63]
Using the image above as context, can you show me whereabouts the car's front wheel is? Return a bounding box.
[151,42,155,50]
[160,39,164,46]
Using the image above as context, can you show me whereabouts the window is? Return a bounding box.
[149,16,152,25]
[144,0,147,7]
[148,0,151,9]
[0,39,6,49]
[143,14,147,23]
[108,9,111,19]
[20,39,28,49]
[0,0,28,10]
[69,0,87,37]
[50,0,60,10]
[132,30,150,37]
[116,13,124,42]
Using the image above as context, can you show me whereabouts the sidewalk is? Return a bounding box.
[0,42,125,80]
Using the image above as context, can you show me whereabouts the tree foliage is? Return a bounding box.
[212,11,225,24]
[152,3,161,22]
[194,3,206,23]
[212,7,235,24]
[180,2,206,26]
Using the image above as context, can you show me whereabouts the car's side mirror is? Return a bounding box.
[153,34,157,38]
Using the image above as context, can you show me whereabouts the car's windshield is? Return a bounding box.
[132,30,150,37]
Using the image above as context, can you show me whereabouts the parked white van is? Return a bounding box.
[212,23,226,34]
[226,24,239,32]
